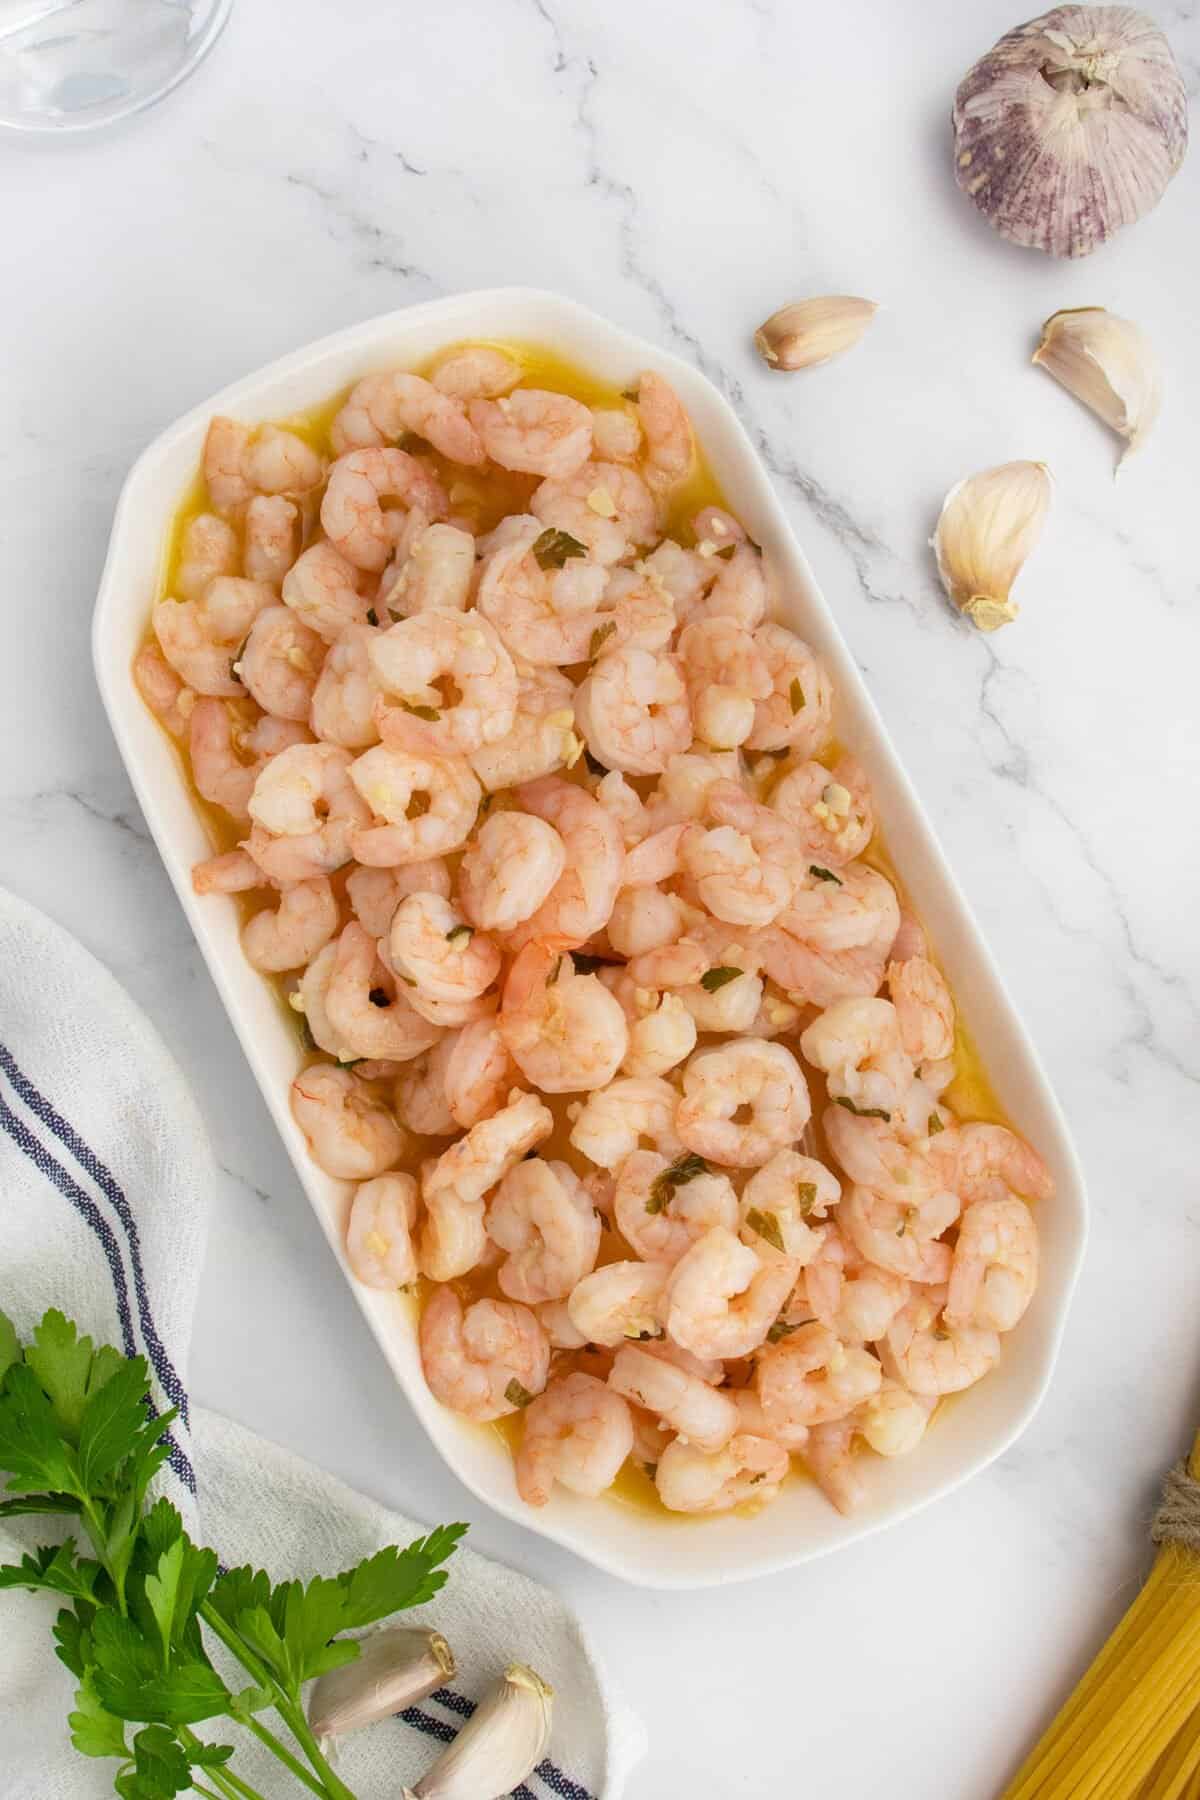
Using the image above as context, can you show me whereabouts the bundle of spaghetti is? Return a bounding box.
[1003,1433,1200,1800]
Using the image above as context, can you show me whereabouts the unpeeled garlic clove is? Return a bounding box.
[1033,306,1161,464]
[308,1626,455,1742]
[931,461,1052,632]
[753,297,878,372]
[403,1662,553,1800]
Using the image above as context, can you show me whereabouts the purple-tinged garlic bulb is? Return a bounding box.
[952,6,1188,258]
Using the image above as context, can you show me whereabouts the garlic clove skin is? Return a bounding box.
[403,1662,553,1800]
[308,1626,455,1742]
[1033,306,1161,464]
[953,6,1188,258]
[754,297,878,372]
[931,461,1052,632]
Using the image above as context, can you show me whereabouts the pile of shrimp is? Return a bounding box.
[139,342,1054,1522]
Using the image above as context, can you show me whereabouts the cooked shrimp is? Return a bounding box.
[692,506,746,552]
[348,745,481,866]
[281,542,369,641]
[858,1382,936,1457]
[458,811,566,933]
[731,1387,810,1453]
[574,646,691,777]
[191,848,262,895]
[371,609,517,756]
[309,624,381,750]
[331,370,485,465]
[401,985,498,1030]
[590,406,641,461]
[677,1040,810,1169]
[238,604,326,721]
[595,564,676,654]
[420,1286,550,1422]
[620,823,688,889]
[515,1372,633,1506]
[468,389,592,480]
[345,859,450,937]
[499,943,628,1094]
[738,1150,839,1264]
[886,955,955,1065]
[531,461,659,565]
[188,699,261,822]
[505,776,624,952]
[635,370,693,493]
[475,519,610,667]
[243,495,298,587]
[423,1088,553,1207]
[822,1104,942,1205]
[757,1323,882,1430]
[153,578,275,697]
[134,644,195,738]
[429,345,523,401]
[770,756,874,868]
[203,416,254,514]
[320,448,449,572]
[641,538,715,617]
[802,1418,866,1516]
[290,1064,407,1180]
[760,869,900,1008]
[346,1173,419,1288]
[664,1227,798,1359]
[838,1182,957,1282]
[705,543,769,631]
[469,663,578,790]
[608,1344,738,1452]
[800,998,914,1115]
[418,1190,489,1282]
[930,1122,1054,1209]
[442,1017,516,1128]
[387,892,500,1003]
[945,1197,1038,1333]
[324,923,444,1063]
[880,1289,1000,1395]
[247,743,370,880]
[622,992,698,1078]
[380,522,476,618]
[676,618,771,751]
[568,1075,682,1169]
[537,1299,590,1351]
[175,512,239,602]
[677,967,765,1035]
[745,623,835,755]
[614,1149,738,1265]
[681,825,792,928]
[703,779,809,889]
[655,1433,788,1514]
[783,861,900,955]
[566,1261,669,1347]
[607,886,685,958]
[806,1250,911,1346]
[242,425,326,499]
[392,1034,458,1137]
[241,877,338,973]
[487,1158,601,1303]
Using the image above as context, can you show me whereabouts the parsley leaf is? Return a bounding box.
[834,1096,892,1121]
[532,527,586,569]
[69,1671,129,1759]
[128,1723,192,1796]
[589,620,617,659]
[445,924,474,945]
[24,1310,97,1439]
[0,1310,19,1385]
[504,1380,533,1411]
[647,1152,709,1213]
[808,864,842,886]
[78,1357,158,1494]
[91,1612,230,1725]
[0,1364,83,1497]
[0,1539,102,1603]
[745,1208,785,1253]
[699,964,740,993]
[400,701,440,722]
[789,678,806,714]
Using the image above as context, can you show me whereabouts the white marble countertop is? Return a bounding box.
[3,0,1199,1792]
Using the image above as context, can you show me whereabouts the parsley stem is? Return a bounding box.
[198,1601,350,1800]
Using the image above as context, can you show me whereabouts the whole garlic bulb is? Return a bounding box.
[952,6,1188,258]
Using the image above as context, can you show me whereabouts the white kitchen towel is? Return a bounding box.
[0,883,644,1800]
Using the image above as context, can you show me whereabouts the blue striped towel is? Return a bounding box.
[0,885,643,1800]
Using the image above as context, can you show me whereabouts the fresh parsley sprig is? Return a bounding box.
[0,1308,466,1800]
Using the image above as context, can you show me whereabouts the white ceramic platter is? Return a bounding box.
[93,288,1088,1588]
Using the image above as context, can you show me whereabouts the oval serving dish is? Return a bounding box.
[92,288,1087,1588]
